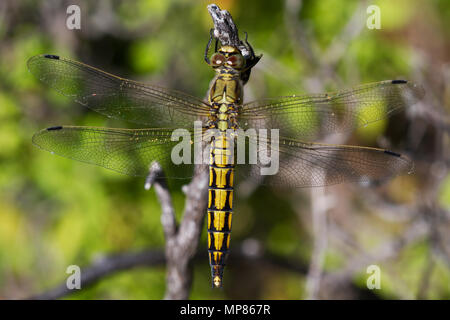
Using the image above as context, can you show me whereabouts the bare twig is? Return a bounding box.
[163,165,208,300]
[30,250,166,300]
[207,4,253,59]
[144,146,208,300]
[305,186,333,299]
[28,244,304,300]
[207,4,240,47]
[30,241,383,300]
[145,162,177,240]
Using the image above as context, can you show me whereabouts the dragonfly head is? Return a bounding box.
[204,30,262,83]
[209,45,245,73]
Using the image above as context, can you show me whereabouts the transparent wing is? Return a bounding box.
[28,54,210,128]
[32,126,202,179]
[239,80,424,139]
[237,135,413,188]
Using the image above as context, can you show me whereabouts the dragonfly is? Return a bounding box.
[28,34,424,288]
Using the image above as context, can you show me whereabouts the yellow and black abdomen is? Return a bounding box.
[208,133,235,288]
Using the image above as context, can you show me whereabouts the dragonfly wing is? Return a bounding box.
[239,80,424,139]
[237,135,413,187]
[32,126,201,179]
[28,54,210,128]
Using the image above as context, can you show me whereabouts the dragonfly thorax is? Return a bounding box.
[208,59,243,132]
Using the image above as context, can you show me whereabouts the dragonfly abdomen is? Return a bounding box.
[208,133,235,288]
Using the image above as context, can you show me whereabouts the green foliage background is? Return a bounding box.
[0,0,449,299]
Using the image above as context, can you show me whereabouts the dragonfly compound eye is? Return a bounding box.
[226,54,244,69]
[211,53,225,67]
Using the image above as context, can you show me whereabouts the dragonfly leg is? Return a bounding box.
[205,28,218,64]
[204,29,214,64]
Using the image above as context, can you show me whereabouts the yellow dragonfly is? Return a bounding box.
[28,35,424,288]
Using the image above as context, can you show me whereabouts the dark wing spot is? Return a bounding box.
[391,80,407,84]
[384,150,401,157]
[47,126,63,131]
[44,54,60,60]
